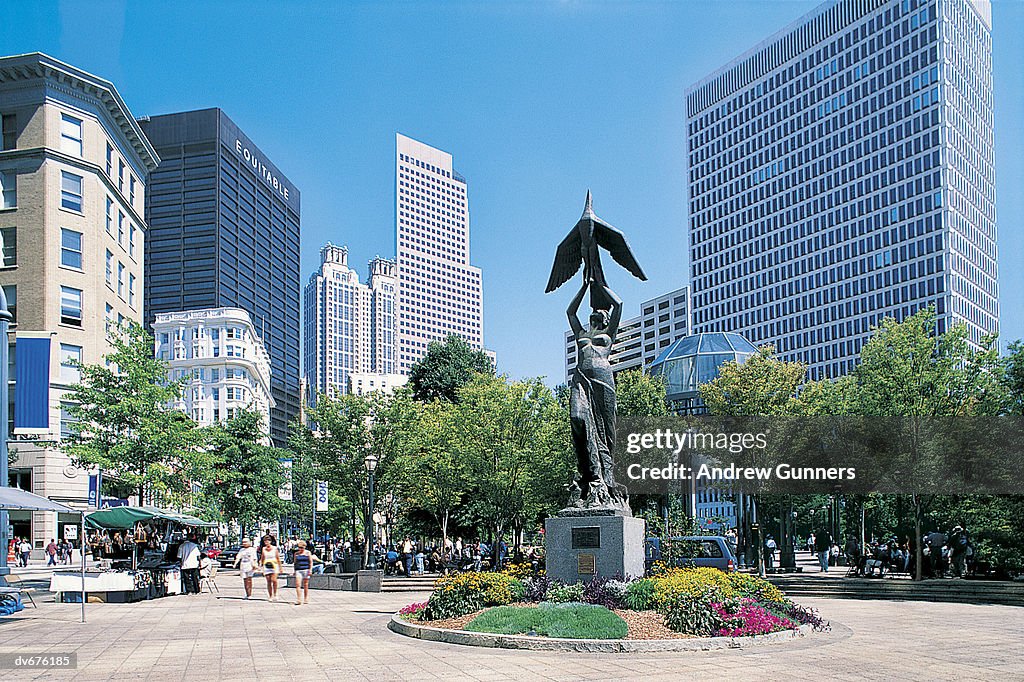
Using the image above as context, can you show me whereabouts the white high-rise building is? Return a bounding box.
[153,307,274,440]
[395,133,484,373]
[303,244,398,402]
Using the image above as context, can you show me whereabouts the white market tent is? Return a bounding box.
[0,487,86,622]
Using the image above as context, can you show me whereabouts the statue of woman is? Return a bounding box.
[566,280,629,511]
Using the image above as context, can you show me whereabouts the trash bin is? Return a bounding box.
[344,554,363,573]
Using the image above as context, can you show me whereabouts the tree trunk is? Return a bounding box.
[754,495,765,578]
[914,494,923,581]
[441,510,449,558]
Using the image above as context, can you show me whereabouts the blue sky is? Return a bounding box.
[4,0,1022,384]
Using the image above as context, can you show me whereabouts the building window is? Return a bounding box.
[117,262,124,298]
[0,171,16,209]
[61,171,82,212]
[60,228,83,269]
[60,402,78,439]
[105,303,113,335]
[60,344,82,383]
[211,369,219,382]
[60,286,82,326]
[60,114,83,157]
[129,175,136,206]
[105,250,113,286]
[118,160,124,193]
[3,285,15,322]
[128,273,136,308]
[117,212,124,244]
[0,227,15,267]
[129,224,137,258]
[106,197,113,234]
[105,143,113,176]
[1,114,15,150]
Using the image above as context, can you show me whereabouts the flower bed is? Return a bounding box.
[411,566,827,640]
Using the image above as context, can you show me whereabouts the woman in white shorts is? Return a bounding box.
[259,536,282,601]
[232,537,258,599]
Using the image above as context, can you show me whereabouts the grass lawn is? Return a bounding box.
[464,602,627,639]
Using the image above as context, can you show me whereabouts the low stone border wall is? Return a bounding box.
[388,614,816,652]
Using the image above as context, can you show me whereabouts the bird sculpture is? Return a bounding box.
[545,191,647,305]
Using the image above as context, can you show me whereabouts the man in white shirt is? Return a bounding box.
[18,539,32,567]
[177,536,201,595]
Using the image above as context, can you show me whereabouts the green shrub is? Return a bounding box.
[465,603,627,639]
[623,578,656,610]
[545,581,585,603]
[661,590,726,636]
[424,572,525,620]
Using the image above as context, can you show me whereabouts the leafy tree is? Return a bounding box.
[62,322,200,504]
[1001,340,1024,415]
[700,346,806,417]
[203,410,286,538]
[699,346,808,575]
[849,308,1004,578]
[615,368,669,417]
[289,390,418,560]
[397,399,466,550]
[853,309,1003,418]
[457,375,571,563]
[408,333,494,402]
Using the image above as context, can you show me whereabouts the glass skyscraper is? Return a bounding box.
[140,108,301,446]
[686,0,997,379]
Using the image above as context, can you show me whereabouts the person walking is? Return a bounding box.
[763,535,777,571]
[46,538,58,566]
[177,535,202,594]
[259,536,282,601]
[19,538,32,568]
[292,540,322,605]
[233,538,258,599]
[948,525,970,578]
[815,529,832,573]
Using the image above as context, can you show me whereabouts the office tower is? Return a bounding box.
[367,256,398,375]
[685,0,997,379]
[139,109,300,446]
[0,53,159,543]
[153,307,274,440]
[303,244,402,402]
[564,286,692,383]
[395,133,484,373]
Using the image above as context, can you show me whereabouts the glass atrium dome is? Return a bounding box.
[649,332,759,402]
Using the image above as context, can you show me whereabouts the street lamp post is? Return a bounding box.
[0,288,12,581]
[364,453,378,570]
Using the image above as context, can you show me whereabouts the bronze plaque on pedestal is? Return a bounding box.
[577,553,596,575]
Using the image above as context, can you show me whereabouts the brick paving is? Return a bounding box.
[0,573,1022,681]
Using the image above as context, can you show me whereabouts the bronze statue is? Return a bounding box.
[546,190,647,307]
[547,192,646,513]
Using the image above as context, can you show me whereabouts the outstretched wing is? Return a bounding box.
[545,227,582,293]
[593,220,647,281]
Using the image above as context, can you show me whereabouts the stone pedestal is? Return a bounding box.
[544,513,646,583]
[355,569,383,592]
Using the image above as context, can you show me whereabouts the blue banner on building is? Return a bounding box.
[14,335,50,433]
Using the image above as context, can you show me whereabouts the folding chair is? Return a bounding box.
[199,563,219,594]
[0,575,37,607]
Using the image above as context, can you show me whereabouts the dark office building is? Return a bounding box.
[139,108,301,447]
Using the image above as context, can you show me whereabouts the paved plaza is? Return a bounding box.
[1,571,1023,681]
